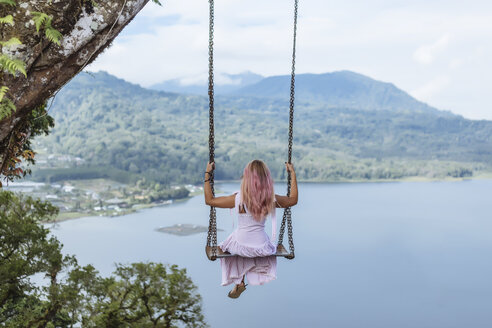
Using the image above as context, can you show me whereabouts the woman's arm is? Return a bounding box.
[275,162,298,208]
[204,162,235,208]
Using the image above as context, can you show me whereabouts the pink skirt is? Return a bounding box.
[219,231,277,286]
[220,255,277,286]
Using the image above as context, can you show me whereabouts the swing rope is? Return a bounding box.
[206,0,298,261]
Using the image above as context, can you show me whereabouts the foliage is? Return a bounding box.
[146,185,190,203]
[0,37,21,48]
[0,190,206,327]
[0,190,69,326]
[32,166,139,184]
[31,12,62,45]
[0,86,7,102]
[0,14,13,25]
[0,0,16,6]
[0,104,54,187]
[0,1,20,121]
[0,97,15,119]
[86,263,205,327]
[0,54,26,77]
[32,72,492,185]
[0,0,21,108]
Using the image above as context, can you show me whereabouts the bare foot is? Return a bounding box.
[228,282,247,299]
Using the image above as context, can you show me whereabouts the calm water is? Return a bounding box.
[49,180,492,328]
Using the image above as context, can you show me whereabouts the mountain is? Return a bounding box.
[233,70,445,115]
[75,71,151,94]
[31,71,492,185]
[150,71,264,95]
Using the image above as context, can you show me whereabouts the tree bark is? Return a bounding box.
[0,0,150,152]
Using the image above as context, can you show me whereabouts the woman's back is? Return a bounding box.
[220,191,276,257]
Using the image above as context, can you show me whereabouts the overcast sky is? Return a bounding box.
[88,0,492,120]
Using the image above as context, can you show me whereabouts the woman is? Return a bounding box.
[204,160,298,298]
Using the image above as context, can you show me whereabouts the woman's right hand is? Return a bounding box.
[206,161,215,173]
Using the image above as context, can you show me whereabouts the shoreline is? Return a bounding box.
[217,173,492,184]
[41,175,492,224]
[43,196,193,224]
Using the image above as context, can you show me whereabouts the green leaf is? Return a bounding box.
[0,15,13,25]
[0,97,16,120]
[152,0,162,5]
[31,12,61,45]
[0,0,16,6]
[31,11,50,33]
[45,27,62,45]
[0,54,27,77]
[0,37,22,47]
[0,86,8,102]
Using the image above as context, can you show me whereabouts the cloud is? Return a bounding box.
[413,34,450,65]
[118,14,182,37]
[87,0,492,119]
[177,72,242,86]
[411,76,450,101]
[179,74,208,86]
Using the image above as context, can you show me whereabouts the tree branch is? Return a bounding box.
[0,0,151,164]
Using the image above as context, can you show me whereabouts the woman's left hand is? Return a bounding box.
[206,161,215,173]
[285,162,295,174]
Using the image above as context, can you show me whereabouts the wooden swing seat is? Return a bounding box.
[205,244,292,261]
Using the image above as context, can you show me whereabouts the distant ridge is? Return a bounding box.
[150,71,264,95]
[76,70,452,118]
[78,71,149,93]
[232,71,445,114]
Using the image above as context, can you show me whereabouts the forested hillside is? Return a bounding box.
[32,71,492,185]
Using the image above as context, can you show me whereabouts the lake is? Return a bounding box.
[48,180,492,328]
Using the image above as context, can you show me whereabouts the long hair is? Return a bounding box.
[240,160,275,221]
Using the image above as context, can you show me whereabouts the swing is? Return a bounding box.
[205,0,299,261]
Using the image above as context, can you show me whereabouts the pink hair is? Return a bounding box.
[240,160,275,221]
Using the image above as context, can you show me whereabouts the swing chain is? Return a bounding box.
[288,0,298,166]
[278,0,298,260]
[206,0,218,260]
[207,0,298,261]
